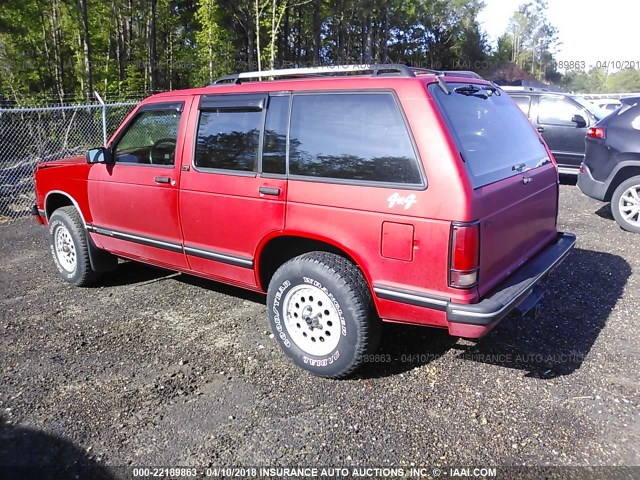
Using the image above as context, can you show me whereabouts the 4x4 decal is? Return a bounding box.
[387,192,417,210]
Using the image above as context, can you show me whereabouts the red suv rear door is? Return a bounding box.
[178,93,288,289]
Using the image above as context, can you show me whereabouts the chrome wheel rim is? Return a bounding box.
[619,184,640,228]
[283,284,341,356]
[54,225,77,272]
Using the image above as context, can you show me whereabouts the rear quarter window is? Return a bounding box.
[288,92,423,185]
[430,83,550,188]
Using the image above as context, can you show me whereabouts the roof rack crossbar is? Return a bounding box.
[212,63,425,85]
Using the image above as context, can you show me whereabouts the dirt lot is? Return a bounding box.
[1,184,639,477]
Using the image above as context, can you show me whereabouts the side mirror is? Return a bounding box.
[571,114,587,128]
[86,147,112,164]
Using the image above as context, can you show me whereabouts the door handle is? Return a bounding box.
[259,186,281,196]
[537,126,545,133]
[155,176,171,184]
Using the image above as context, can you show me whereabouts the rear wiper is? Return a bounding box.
[454,84,501,99]
[453,85,488,99]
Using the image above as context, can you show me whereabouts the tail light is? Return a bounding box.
[587,127,606,139]
[449,222,480,288]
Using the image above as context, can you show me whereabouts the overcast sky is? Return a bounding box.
[477,0,638,71]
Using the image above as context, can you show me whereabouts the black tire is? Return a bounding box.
[267,251,381,378]
[48,206,102,286]
[611,175,640,233]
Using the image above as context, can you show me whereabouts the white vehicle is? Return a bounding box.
[593,98,622,112]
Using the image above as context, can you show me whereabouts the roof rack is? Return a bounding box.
[211,64,483,85]
[438,70,483,79]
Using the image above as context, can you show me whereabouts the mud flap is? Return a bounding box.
[87,232,118,272]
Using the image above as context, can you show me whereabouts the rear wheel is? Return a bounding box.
[48,206,102,286]
[611,176,640,233]
[267,252,381,378]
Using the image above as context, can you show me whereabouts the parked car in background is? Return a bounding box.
[621,96,640,105]
[578,97,640,233]
[503,86,607,175]
[592,98,622,113]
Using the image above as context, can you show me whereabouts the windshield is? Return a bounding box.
[430,82,550,188]
[573,96,607,120]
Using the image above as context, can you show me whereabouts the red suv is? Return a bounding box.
[32,64,575,378]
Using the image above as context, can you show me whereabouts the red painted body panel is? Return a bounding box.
[472,164,559,297]
[33,73,563,338]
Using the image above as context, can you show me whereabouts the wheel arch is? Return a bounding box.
[604,164,640,201]
[44,191,87,226]
[255,233,375,297]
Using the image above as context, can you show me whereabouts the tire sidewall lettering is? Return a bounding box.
[271,279,292,348]
[49,219,78,280]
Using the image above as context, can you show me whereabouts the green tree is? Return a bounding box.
[504,0,558,81]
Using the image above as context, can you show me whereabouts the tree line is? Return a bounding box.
[2,0,633,105]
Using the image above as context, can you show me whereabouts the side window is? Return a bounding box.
[262,95,289,175]
[513,96,531,116]
[289,93,422,184]
[194,109,261,171]
[538,97,583,126]
[114,109,182,166]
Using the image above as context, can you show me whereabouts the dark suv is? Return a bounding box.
[503,87,606,174]
[32,64,575,378]
[578,97,640,233]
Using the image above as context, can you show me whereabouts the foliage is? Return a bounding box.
[0,0,495,103]
[1,0,638,103]
[490,0,559,82]
[562,68,640,94]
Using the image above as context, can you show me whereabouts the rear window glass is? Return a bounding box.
[430,83,550,188]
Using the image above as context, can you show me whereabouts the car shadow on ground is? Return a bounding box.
[450,248,630,379]
[96,261,267,305]
[96,260,178,287]
[359,248,630,379]
[95,248,629,381]
[559,173,578,186]
[594,203,615,221]
[0,417,115,480]
[177,274,267,305]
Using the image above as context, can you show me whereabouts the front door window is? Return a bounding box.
[113,109,182,166]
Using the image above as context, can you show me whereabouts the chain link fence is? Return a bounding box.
[0,102,137,221]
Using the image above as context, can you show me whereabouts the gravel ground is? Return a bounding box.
[1,184,639,477]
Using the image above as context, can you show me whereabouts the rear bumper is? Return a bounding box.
[446,232,576,336]
[31,204,46,225]
[577,164,607,201]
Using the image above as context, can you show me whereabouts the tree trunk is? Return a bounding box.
[113,1,125,86]
[50,0,66,104]
[255,0,262,71]
[312,0,321,63]
[381,4,388,62]
[79,0,93,101]
[364,16,373,63]
[295,4,302,63]
[269,0,277,70]
[126,0,133,62]
[150,0,158,91]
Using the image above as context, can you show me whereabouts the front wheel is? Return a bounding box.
[611,176,640,233]
[48,206,102,286]
[267,252,381,378]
